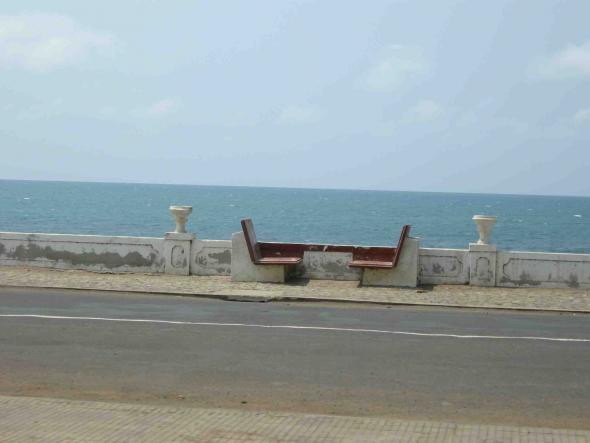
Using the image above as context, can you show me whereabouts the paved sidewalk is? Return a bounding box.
[1,395,589,442]
[1,266,590,312]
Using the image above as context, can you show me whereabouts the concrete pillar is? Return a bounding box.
[164,232,194,275]
[468,243,497,286]
[164,205,194,276]
[468,214,498,286]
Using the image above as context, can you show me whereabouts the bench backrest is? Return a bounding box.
[392,224,411,267]
[241,218,261,262]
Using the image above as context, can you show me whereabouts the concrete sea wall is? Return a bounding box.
[0,232,165,273]
[298,251,361,281]
[191,239,232,276]
[496,250,590,289]
[418,248,469,285]
[0,232,232,277]
[1,210,589,288]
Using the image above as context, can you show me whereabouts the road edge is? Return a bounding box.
[1,283,589,314]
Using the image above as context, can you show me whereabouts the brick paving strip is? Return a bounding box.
[1,395,588,442]
[1,266,590,312]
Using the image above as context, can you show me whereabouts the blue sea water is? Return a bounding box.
[0,180,588,253]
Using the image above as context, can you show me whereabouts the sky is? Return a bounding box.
[1,0,589,196]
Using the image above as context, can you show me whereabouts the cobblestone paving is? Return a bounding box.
[1,395,588,442]
[1,266,589,312]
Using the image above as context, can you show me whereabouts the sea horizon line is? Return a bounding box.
[1,177,589,200]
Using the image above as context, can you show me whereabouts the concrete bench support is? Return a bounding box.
[360,238,419,287]
[231,232,291,283]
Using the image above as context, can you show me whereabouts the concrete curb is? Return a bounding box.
[2,283,589,314]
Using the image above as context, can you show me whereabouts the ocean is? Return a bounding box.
[0,180,588,253]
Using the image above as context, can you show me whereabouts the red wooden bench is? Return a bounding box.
[348,225,411,269]
[241,218,411,271]
[241,219,303,265]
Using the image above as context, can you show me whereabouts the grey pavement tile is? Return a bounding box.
[1,395,589,443]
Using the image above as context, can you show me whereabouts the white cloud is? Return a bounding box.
[276,104,322,124]
[574,108,590,123]
[135,98,180,118]
[406,99,444,123]
[0,12,114,72]
[534,41,590,79]
[364,45,428,91]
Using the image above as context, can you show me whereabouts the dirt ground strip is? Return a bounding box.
[0,266,589,312]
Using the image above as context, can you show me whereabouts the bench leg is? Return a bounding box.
[361,238,419,287]
[231,232,287,283]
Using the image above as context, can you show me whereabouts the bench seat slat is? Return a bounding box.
[348,225,411,270]
[349,260,393,269]
[256,257,302,265]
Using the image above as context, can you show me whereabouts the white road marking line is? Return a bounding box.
[1,314,589,342]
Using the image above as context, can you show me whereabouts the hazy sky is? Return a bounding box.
[1,1,589,196]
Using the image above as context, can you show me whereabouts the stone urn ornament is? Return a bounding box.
[169,205,192,233]
[472,215,497,245]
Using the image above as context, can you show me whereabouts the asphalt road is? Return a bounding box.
[0,286,589,429]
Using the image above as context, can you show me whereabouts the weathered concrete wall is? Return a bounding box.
[496,251,590,289]
[191,239,232,276]
[296,251,362,281]
[0,232,165,273]
[419,247,590,288]
[3,230,590,289]
[418,248,469,285]
[0,232,234,277]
